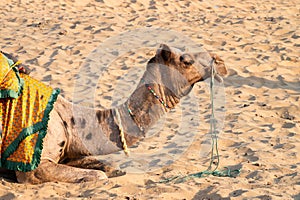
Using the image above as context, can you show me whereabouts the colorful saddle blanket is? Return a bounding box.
[0,52,60,172]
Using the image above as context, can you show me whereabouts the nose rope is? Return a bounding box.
[207,57,219,171]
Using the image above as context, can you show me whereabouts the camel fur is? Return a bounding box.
[1,44,227,184]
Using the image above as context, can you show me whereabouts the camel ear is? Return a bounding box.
[210,53,228,76]
[160,44,172,62]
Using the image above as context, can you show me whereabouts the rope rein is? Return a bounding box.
[159,58,240,184]
[207,57,220,172]
[115,109,130,156]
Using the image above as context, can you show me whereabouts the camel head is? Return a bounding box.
[143,44,227,103]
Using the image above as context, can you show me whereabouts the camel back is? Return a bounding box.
[0,53,60,172]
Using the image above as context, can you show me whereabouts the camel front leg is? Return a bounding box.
[15,159,107,184]
[63,156,126,178]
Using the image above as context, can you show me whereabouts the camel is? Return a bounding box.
[1,44,227,184]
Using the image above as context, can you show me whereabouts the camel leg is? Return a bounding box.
[63,156,126,178]
[15,159,107,184]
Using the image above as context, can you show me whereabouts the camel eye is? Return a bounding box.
[180,54,194,66]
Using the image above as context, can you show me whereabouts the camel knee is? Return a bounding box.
[15,160,53,184]
[15,170,41,184]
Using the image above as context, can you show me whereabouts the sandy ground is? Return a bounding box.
[0,0,299,199]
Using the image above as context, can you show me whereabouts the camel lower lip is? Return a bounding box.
[215,74,223,83]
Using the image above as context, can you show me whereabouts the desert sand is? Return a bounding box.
[0,0,299,199]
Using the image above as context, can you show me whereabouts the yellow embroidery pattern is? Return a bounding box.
[0,70,60,171]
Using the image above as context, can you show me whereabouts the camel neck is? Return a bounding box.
[123,78,179,137]
[60,77,181,156]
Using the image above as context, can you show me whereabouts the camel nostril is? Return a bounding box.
[188,59,195,65]
[180,55,184,62]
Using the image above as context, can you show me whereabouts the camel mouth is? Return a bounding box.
[196,56,227,83]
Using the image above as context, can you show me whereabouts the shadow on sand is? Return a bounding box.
[225,73,300,92]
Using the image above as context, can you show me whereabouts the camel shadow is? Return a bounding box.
[224,73,300,92]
